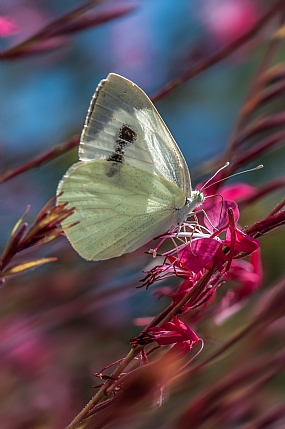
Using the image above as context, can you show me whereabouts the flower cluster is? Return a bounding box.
[143,182,260,285]
[132,182,261,375]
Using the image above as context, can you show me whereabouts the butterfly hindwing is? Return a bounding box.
[57,160,186,261]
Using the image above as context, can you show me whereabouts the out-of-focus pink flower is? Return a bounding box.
[1,317,52,374]
[200,0,259,44]
[0,16,18,36]
[215,248,263,323]
[226,248,263,296]
[2,3,48,42]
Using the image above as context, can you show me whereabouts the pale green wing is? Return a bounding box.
[79,73,192,198]
[57,160,186,261]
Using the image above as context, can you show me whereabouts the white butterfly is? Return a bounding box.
[57,74,205,261]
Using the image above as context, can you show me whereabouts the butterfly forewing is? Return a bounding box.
[57,161,186,261]
[79,73,192,197]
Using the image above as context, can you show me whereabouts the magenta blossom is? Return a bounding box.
[141,181,260,323]
[178,238,221,274]
[199,0,259,45]
[215,248,263,324]
[142,206,259,289]
[218,182,257,201]
[149,317,201,361]
[197,181,257,212]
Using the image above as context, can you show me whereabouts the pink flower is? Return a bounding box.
[200,0,259,44]
[150,317,200,360]
[178,238,222,274]
[204,200,239,230]
[1,317,52,374]
[198,181,257,212]
[219,183,257,202]
[215,249,263,323]
[225,226,260,255]
[226,249,262,296]
[140,179,261,326]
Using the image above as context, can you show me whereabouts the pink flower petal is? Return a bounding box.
[178,238,221,273]
[221,183,256,201]
[225,228,259,253]
[204,200,239,231]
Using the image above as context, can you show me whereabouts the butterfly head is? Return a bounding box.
[188,189,205,210]
[175,190,205,226]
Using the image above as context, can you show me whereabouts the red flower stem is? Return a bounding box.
[0,223,28,269]
[176,275,285,385]
[140,270,216,336]
[68,257,285,429]
[245,210,285,237]
[1,0,106,59]
[230,130,285,172]
[151,0,284,103]
[254,80,285,107]
[0,136,79,183]
[65,209,285,429]
[70,207,285,427]
[53,6,137,35]
[224,209,236,272]
[65,267,217,429]
[65,346,141,429]
[176,350,285,427]
[264,63,285,85]
[135,270,219,340]
[160,268,217,324]
[266,195,285,217]
[239,177,285,208]
[222,13,285,164]
[140,303,175,332]
[237,112,285,145]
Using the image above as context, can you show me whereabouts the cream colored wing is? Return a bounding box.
[57,160,186,261]
[79,73,192,198]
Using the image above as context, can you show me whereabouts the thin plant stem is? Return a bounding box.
[0,136,79,183]
[1,0,107,59]
[151,0,285,103]
[222,10,285,164]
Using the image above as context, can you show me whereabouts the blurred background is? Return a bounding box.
[1,1,285,428]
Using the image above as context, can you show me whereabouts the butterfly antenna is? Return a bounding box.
[203,164,263,191]
[200,162,230,190]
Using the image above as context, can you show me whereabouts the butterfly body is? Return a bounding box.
[57,74,204,261]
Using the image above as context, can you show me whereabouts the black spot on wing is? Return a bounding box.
[118,125,137,143]
[106,124,137,177]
